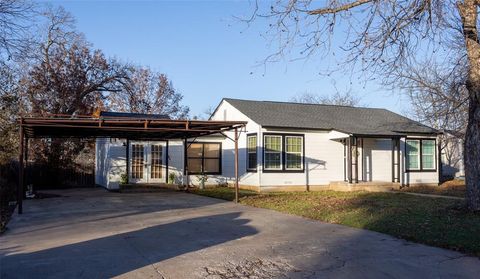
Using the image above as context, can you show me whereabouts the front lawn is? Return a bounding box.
[191,187,480,256]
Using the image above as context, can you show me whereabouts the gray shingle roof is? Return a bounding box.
[224,98,438,136]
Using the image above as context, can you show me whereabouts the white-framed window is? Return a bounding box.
[422,140,436,170]
[264,135,282,170]
[406,140,420,170]
[247,135,257,171]
[285,136,303,170]
[406,139,436,171]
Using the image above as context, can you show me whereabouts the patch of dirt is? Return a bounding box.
[203,259,297,279]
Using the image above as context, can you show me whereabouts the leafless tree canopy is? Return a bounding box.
[397,58,468,134]
[0,5,190,165]
[0,0,35,60]
[108,66,189,119]
[249,1,452,74]
[247,0,480,210]
[290,90,361,106]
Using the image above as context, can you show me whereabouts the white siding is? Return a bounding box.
[95,138,107,187]
[95,138,126,190]
[209,100,261,187]
[94,100,439,189]
[258,128,344,188]
[167,140,185,185]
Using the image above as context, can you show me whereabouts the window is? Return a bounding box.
[263,134,305,172]
[406,139,436,171]
[406,140,420,170]
[285,136,303,170]
[247,135,257,171]
[187,143,221,174]
[264,135,282,170]
[422,140,435,170]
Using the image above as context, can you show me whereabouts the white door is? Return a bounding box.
[130,142,166,184]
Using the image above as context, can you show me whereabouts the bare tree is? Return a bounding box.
[0,0,35,60]
[23,7,129,116]
[291,90,361,106]
[108,66,189,119]
[20,7,130,167]
[0,61,21,163]
[248,0,480,210]
[397,58,468,179]
[398,58,468,133]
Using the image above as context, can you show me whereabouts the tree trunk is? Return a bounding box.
[464,97,480,210]
[458,1,480,211]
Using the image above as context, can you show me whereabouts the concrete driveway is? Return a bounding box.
[1,188,479,279]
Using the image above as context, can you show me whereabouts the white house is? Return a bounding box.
[95,98,441,191]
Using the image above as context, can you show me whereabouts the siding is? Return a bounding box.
[259,128,344,188]
[95,138,126,189]
[210,100,261,187]
[94,100,439,189]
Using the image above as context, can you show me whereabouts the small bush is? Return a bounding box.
[168,172,176,184]
[120,172,128,185]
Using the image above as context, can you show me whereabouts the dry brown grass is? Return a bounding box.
[399,180,465,198]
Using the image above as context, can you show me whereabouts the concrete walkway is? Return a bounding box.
[1,188,479,279]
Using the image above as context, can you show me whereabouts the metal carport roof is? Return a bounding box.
[17,115,246,214]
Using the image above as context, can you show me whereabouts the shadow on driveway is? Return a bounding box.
[0,212,257,278]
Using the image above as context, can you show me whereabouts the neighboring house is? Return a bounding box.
[440,130,465,179]
[95,98,441,191]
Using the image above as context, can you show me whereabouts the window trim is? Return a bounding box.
[406,139,420,171]
[421,139,436,170]
[405,138,437,172]
[263,134,283,171]
[186,142,222,175]
[262,133,305,173]
[246,133,258,172]
[285,135,304,170]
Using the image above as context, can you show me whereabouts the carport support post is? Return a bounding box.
[18,120,24,214]
[24,136,29,197]
[347,137,352,183]
[126,139,130,184]
[355,137,359,184]
[396,138,401,183]
[234,128,239,203]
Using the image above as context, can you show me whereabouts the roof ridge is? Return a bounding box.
[223,97,380,110]
[221,97,439,135]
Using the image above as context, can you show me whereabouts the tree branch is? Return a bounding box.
[307,0,373,15]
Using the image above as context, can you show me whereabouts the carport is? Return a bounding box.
[18,115,246,213]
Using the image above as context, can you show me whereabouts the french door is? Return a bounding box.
[130,142,166,183]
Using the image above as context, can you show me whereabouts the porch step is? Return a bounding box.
[328,181,401,192]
